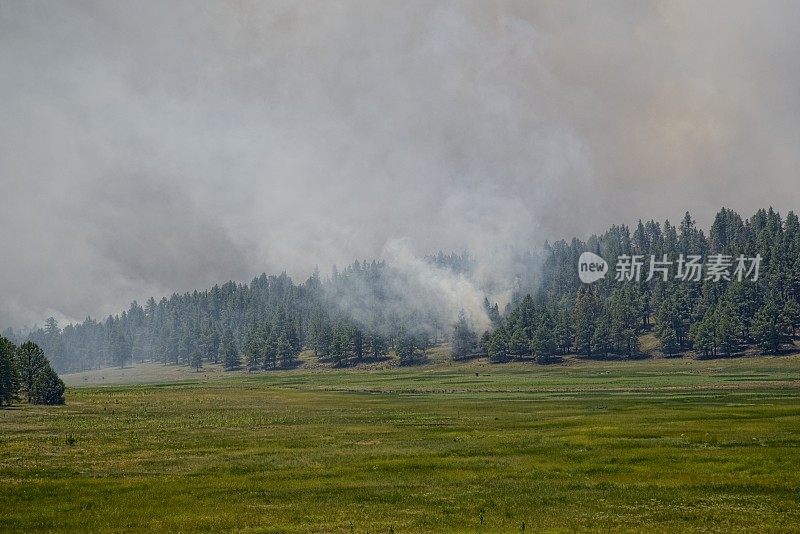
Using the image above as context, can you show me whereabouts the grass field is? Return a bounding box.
[2,354,799,532]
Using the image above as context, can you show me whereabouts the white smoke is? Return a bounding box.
[2,1,799,328]
[382,238,491,331]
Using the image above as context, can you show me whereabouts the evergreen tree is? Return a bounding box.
[531,312,557,362]
[200,326,220,364]
[330,324,351,366]
[609,288,640,358]
[486,328,508,362]
[658,326,679,356]
[29,366,65,405]
[395,331,416,365]
[16,341,48,403]
[44,316,60,337]
[654,289,692,356]
[451,311,478,360]
[190,349,203,372]
[591,312,611,358]
[43,317,62,365]
[714,301,742,356]
[220,328,240,370]
[690,314,716,358]
[110,330,132,369]
[243,325,264,370]
[483,298,502,328]
[554,308,574,355]
[367,330,387,358]
[352,327,364,361]
[263,332,278,370]
[276,334,294,368]
[574,288,600,357]
[783,299,800,338]
[508,323,530,357]
[15,341,64,404]
[751,296,792,354]
[0,335,20,406]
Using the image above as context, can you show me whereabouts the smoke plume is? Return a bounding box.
[1,1,799,328]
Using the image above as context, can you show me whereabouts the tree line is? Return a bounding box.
[5,207,800,372]
[460,208,800,361]
[4,259,451,373]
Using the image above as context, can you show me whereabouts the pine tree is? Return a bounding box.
[243,325,263,370]
[783,299,800,338]
[16,341,47,403]
[395,331,416,365]
[451,311,478,360]
[16,341,64,405]
[574,288,600,357]
[352,327,364,361]
[690,314,716,358]
[276,334,293,368]
[190,349,203,372]
[110,330,132,369]
[531,321,557,362]
[591,312,611,358]
[751,297,792,354]
[330,324,350,366]
[200,326,220,364]
[654,289,691,356]
[486,328,508,362]
[608,287,640,358]
[508,323,529,357]
[263,332,278,370]
[483,298,502,328]
[554,308,574,355]
[220,328,240,370]
[658,325,679,356]
[368,330,387,359]
[178,326,195,366]
[0,335,20,406]
[714,301,742,356]
[271,308,301,368]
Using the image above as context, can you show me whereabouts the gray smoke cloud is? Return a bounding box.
[1,1,799,328]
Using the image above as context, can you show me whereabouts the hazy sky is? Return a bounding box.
[2,1,799,328]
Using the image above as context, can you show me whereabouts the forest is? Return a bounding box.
[4,207,799,374]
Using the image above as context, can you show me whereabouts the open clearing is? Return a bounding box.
[2,355,799,532]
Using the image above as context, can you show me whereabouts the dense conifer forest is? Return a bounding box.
[5,207,799,374]
[481,207,800,362]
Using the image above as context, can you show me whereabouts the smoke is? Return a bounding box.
[382,239,491,331]
[1,1,800,328]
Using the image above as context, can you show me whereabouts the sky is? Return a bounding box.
[1,0,800,328]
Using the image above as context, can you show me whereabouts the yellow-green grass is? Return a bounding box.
[2,355,800,532]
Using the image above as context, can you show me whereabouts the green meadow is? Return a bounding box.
[2,354,799,532]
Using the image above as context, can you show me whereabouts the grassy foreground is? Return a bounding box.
[2,356,799,532]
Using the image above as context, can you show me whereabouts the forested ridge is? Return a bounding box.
[4,258,465,373]
[5,207,800,373]
[480,207,800,362]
